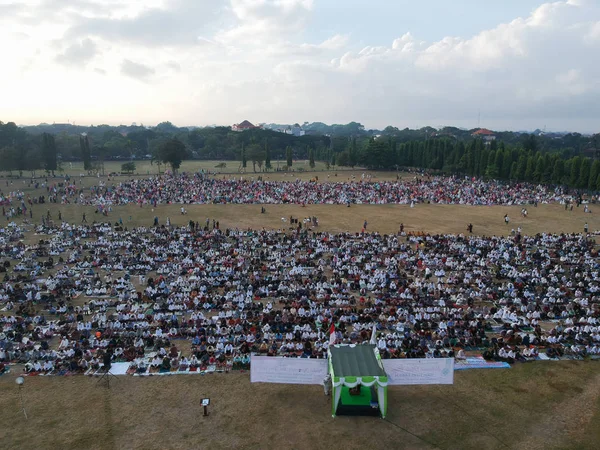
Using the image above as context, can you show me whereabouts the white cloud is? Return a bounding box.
[55,38,98,66]
[1,0,600,132]
[121,59,155,80]
[216,0,314,45]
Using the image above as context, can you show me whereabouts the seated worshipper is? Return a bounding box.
[179,357,190,371]
[189,354,200,371]
[349,385,362,396]
[150,355,162,373]
[160,356,171,372]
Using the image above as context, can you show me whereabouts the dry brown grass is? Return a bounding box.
[1,362,600,450]
[26,203,600,238]
[3,168,600,449]
[3,168,597,236]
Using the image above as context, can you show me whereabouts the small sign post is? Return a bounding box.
[201,398,210,417]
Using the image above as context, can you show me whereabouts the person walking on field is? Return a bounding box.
[584,222,589,234]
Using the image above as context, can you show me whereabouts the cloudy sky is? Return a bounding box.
[1,0,599,132]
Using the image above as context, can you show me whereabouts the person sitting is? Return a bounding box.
[160,356,171,372]
[349,385,362,396]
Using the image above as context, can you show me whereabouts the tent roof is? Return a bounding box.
[329,344,386,378]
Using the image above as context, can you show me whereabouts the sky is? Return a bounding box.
[1,0,599,132]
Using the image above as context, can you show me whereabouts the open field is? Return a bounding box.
[3,166,600,449]
[40,160,346,177]
[2,166,598,235]
[1,361,600,450]
[6,202,599,238]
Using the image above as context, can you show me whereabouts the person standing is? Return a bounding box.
[584,222,589,234]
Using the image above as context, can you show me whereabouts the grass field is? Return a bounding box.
[2,165,598,236]
[31,203,595,237]
[1,361,600,450]
[55,159,343,177]
[2,165,600,449]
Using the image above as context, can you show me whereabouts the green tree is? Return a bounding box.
[485,150,498,178]
[286,146,293,167]
[241,144,247,169]
[247,143,266,172]
[121,161,136,174]
[589,160,600,190]
[156,138,187,174]
[330,152,336,168]
[0,146,18,175]
[552,159,565,184]
[525,155,535,181]
[336,151,349,166]
[533,154,545,183]
[502,149,512,179]
[349,138,358,167]
[579,157,591,189]
[308,147,315,169]
[494,149,503,178]
[570,156,582,187]
[80,135,92,171]
[509,161,518,180]
[515,155,527,180]
[265,141,272,170]
[41,133,57,175]
[523,134,538,152]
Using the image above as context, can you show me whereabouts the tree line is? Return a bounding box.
[340,136,600,191]
[1,120,599,189]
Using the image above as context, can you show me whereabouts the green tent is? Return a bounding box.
[327,344,388,418]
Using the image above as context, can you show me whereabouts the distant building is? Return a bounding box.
[232,120,260,132]
[276,124,305,136]
[471,128,496,143]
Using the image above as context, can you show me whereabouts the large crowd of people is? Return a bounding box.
[0,172,587,211]
[1,217,599,377]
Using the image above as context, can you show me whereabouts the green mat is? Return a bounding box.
[340,386,375,406]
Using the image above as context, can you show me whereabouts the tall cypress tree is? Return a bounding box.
[308,147,315,169]
[265,141,271,170]
[579,158,591,189]
[589,160,600,190]
[80,135,92,171]
[570,156,582,187]
[42,133,57,175]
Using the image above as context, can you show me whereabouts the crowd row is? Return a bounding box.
[1,219,599,375]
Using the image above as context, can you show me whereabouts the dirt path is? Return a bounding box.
[518,370,600,449]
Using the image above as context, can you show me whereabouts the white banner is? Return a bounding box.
[383,358,454,385]
[250,355,328,385]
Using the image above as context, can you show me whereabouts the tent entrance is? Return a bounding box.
[336,385,380,417]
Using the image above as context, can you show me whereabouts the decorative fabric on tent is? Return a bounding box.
[328,344,388,418]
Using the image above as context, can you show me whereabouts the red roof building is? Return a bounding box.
[232,120,260,132]
[471,128,496,143]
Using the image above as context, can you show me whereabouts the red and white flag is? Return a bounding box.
[329,323,336,346]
